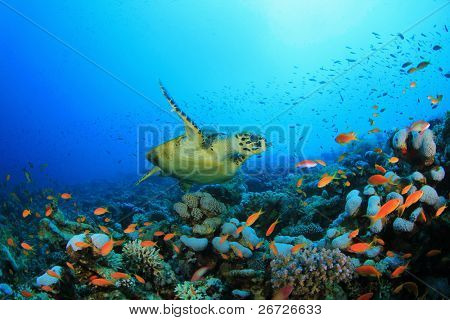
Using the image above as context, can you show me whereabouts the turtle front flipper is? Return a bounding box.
[159,82,204,147]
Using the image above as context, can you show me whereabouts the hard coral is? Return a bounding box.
[270,248,354,299]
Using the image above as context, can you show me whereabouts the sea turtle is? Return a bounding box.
[137,83,268,190]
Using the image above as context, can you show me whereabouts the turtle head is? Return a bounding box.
[234,133,268,156]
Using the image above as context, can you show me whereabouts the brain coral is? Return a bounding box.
[174,192,226,224]
[270,248,354,299]
[430,166,445,182]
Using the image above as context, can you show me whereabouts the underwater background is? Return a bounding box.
[0,0,449,300]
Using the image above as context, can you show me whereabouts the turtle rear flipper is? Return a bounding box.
[159,82,204,147]
[135,166,161,185]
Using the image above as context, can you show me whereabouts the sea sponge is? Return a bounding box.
[90,233,109,249]
[392,129,408,151]
[221,222,237,235]
[386,192,404,205]
[346,190,360,201]
[393,218,414,232]
[420,130,436,165]
[430,166,445,182]
[345,195,362,216]
[367,196,381,216]
[242,226,261,247]
[66,234,87,252]
[180,235,208,251]
[409,171,426,184]
[229,242,252,258]
[363,185,376,196]
[411,131,424,150]
[212,237,230,253]
[331,232,352,249]
[419,185,439,206]
[365,246,382,258]
[326,228,339,239]
[36,266,62,287]
[409,207,423,223]
[272,243,293,257]
[385,171,400,184]
[270,248,353,299]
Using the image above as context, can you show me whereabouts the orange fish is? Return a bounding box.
[355,265,381,278]
[21,242,33,251]
[246,209,263,226]
[99,225,110,234]
[75,241,90,249]
[369,198,401,225]
[425,249,441,257]
[46,195,55,200]
[402,253,412,259]
[172,244,180,254]
[265,219,279,237]
[219,234,229,244]
[111,272,130,279]
[348,242,372,254]
[295,160,317,168]
[141,240,157,247]
[255,240,264,249]
[100,238,114,256]
[22,209,31,218]
[368,128,380,134]
[398,190,423,215]
[269,241,278,256]
[344,181,351,187]
[335,132,358,145]
[374,237,385,246]
[91,278,113,287]
[41,285,54,293]
[435,205,447,218]
[291,243,306,254]
[318,173,336,188]
[386,250,395,257]
[391,264,408,278]
[374,148,383,154]
[388,157,399,164]
[374,164,386,174]
[272,284,294,300]
[191,266,210,281]
[124,224,137,234]
[45,206,53,217]
[296,177,303,188]
[357,292,374,300]
[21,290,33,298]
[230,245,243,258]
[154,231,165,236]
[66,262,75,271]
[46,270,61,279]
[163,233,176,241]
[348,229,359,239]
[220,253,229,260]
[134,274,146,284]
[394,281,418,297]
[314,159,327,166]
[60,193,72,200]
[94,207,108,215]
[410,81,416,88]
[401,184,413,195]
[7,238,15,247]
[367,174,392,185]
[235,225,246,235]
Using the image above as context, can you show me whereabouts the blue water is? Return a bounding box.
[1,0,449,186]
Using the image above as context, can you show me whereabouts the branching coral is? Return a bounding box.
[270,248,354,299]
